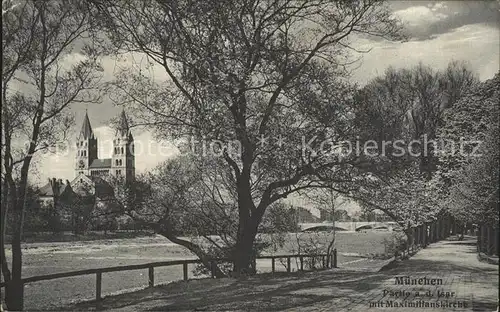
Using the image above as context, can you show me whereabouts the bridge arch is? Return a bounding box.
[355,224,373,231]
[302,225,349,232]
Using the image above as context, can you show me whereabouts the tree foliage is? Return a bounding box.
[351,61,480,231]
[93,0,404,273]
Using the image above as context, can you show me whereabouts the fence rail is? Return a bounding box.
[477,224,499,257]
[0,250,338,306]
[394,214,456,259]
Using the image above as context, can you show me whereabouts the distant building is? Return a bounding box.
[38,110,134,212]
[291,206,320,223]
[37,178,73,206]
[320,209,333,222]
[74,109,135,182]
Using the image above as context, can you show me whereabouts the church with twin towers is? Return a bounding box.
[38,109,135,203]
[74,109,135,182]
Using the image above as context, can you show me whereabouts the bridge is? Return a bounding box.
[298,221,398,232]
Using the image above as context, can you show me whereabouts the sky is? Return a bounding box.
[30,1,499,217]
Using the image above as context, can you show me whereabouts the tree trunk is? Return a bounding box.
[6,208,24,311]
[459,224,465,241]
[325,238,335,268]
[1,182,11,284]
[232,235,256,276]
[158,229,226,278]
[232,213,261,276]
[5,277,23,311]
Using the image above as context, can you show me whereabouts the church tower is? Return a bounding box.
[111,110,135,182]
[75,111,98,177]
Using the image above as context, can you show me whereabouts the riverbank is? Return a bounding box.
[55,236,498,311]
[2,231,394,310]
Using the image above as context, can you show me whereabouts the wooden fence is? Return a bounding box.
[0,250,338,308]
[477,224,499,256]
[396,214,455,259]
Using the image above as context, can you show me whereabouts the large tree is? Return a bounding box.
[1,0,102,309]
[94,0,404,274]
[96,0,400,272]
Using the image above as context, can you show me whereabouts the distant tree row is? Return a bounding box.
[351,61,488,231]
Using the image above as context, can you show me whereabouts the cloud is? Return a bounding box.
[393,1,499,41]
[351,23,499,85]
[394,5,447,29]
[431,2,447,12]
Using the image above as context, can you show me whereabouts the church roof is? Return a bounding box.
[38,178,72,198]
[116,110,129,136]
[87,176,114,199]
[78,111,94,140]
[116,109,133,140]
[89,158,112,168]
[71,174,114,199]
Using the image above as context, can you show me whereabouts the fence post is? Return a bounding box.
[407,237,410,255]
[271,257,275,273]
[481,226,487,253]
[433,222,437,243]
[411,227,416,252]
[422,224,426,245]
[427,223,431,244]
[210,260,217,278]
[441,216,448,239]
[183,262,188,281]
[414,226,418,247]
[483,225,487,252]
[435,219,439,241]
[422,224,425,246]
[477,225,481,252]
[300,256,304,271]
[333,249,337,268]
[416,225,420,246]
[417,225,422,247]
[312,256,316,270]
[432,222,437,243]
[446,215,451,238]
[287,257,291,273]
[439,218,443,240]
[426,222,430,245]
[436,221,440,241]
[429,222,433,243]
[322,255,326,269]
[486,226,491,255]
[432,221,436,243]
[96,272,102,301]
[494,228,499,256]
[482,226,486,253]
[425,223,428,246]
[148,267,154,287]
[437,218,441,240]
